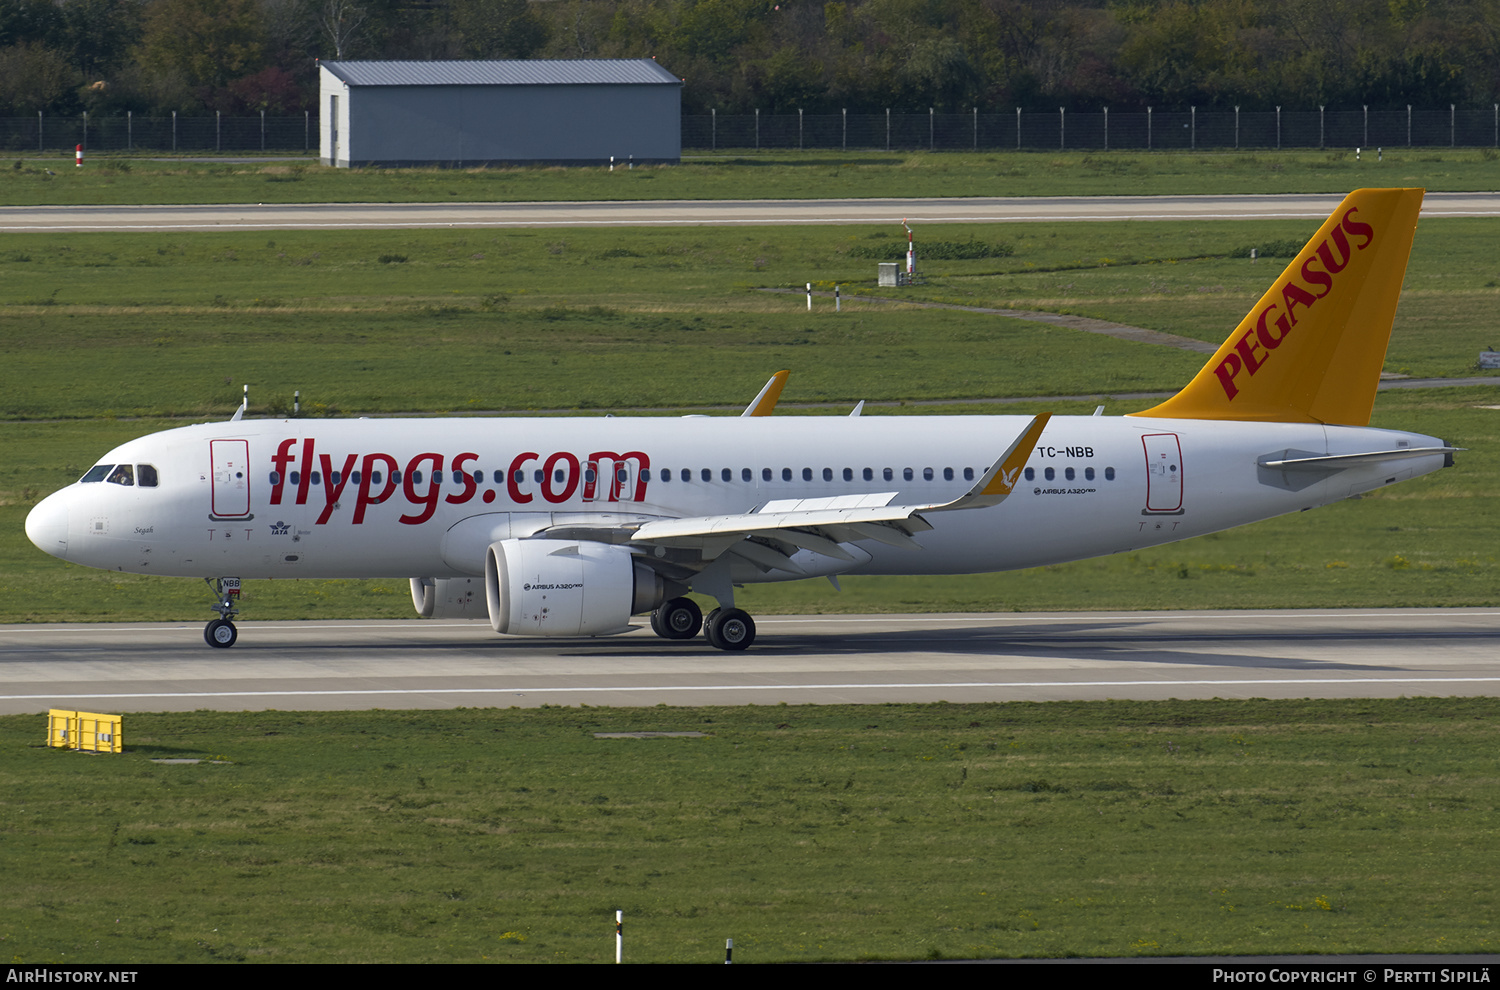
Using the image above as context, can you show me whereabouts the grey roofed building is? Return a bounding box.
[318,59,682,168]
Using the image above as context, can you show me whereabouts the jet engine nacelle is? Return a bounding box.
[484,538,666,637]
[409,576,488,619]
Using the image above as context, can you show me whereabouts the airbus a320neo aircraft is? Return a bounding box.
[26,188,1455,651]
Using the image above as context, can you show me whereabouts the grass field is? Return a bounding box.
[4,700,1498,964]
[6,148,1500,206]
[1,217,1495,420]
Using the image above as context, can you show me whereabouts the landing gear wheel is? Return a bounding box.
[705,607,755,651]
[204,618,238,649]
[651,597,703,640]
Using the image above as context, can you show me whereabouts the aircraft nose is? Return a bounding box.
[26,491,69,560]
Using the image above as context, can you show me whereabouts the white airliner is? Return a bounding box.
[26,188,1455,651]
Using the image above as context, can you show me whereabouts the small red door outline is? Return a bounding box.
[1142,433,1183,513]
[210,439,251,517]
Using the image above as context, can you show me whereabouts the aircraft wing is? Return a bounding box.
[625,414,1051,562]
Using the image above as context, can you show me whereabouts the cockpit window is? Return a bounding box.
[137,464,159,488]
[81,464,112,483]
[107,464,135,486]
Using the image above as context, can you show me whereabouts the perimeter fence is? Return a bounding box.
[4,107,1498,156]
[687,107,1500,152]
[1,111,316,154]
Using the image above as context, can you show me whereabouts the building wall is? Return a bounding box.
[319,66,354,166]
[319,67,680,167]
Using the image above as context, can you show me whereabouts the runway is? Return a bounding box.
[2,609,1495,713]
[4,191,1500,232]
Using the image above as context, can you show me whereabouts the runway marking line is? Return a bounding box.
[5,610,1498,635]
[7,675,1500,703]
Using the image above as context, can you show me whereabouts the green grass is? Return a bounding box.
[6,148,1500,206]
[1,218,1495,420]
[4,700,1497,963]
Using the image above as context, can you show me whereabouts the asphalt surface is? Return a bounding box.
[4,191,1500,231]
[4,609,1496,713]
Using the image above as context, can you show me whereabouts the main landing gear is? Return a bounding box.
[649,597,756,651]
[203,576,240,649]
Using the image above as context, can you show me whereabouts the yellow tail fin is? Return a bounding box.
[1131,188,1424,426]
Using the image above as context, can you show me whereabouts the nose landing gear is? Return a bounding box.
[203,576,240,649]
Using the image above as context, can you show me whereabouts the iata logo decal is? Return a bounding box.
[1213,206,1375,400]
[270,520,291,535]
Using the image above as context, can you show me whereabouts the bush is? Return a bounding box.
[847,238,1014,261]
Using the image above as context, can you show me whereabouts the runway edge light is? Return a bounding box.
[47,709,123,754]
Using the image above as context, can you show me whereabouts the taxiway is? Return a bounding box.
[2,609,1495,713]
[3,191,1500,232]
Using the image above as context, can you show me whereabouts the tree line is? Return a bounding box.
[3,0,1498,118]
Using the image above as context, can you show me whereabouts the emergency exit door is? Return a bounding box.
[1142,433,1183,513]
[210,439,251,518]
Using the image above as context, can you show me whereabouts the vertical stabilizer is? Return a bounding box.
[1130,188,1424,426]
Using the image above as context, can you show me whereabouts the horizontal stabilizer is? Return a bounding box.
[1259,446,1458,471]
